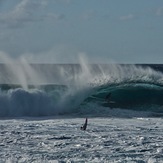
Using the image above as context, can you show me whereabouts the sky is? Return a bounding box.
[0,0,163,63]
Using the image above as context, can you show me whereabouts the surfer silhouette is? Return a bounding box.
[105,93,114,109]
[105,93,111,102]
[80,118,88,131]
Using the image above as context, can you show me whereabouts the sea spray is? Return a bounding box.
[1,51,163,89]
[0,52,40,90]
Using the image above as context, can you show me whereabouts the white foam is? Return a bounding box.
[0,117,163,162]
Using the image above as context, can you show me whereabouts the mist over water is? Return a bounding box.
[0,52,41,90]
[1,51,163,88]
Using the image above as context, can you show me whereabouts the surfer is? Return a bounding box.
[105,93,115,109]
[105,93,111,103]
[80,118,88,131]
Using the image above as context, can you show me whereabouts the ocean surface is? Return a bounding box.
[0,63,163,162]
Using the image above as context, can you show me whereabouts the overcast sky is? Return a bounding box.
[0,0,163,63]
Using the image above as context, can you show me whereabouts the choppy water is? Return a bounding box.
[0,118,163,162]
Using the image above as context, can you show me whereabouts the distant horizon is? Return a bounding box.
[0,62,163,65]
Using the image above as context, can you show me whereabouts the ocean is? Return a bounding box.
[0,63,163,162]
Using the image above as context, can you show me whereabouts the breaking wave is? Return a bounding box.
[0,64,163,118]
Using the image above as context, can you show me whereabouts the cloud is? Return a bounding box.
[155,7,163,16]
[58,0,73,4]
[119,14,135,21]
[21,44,81,63]
[0,0,45,28]
[0,0,65,29]
[0,0,5,5]
[82,10,97,20]
[45,13,65,21]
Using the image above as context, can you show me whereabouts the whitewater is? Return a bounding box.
[0,117,163,162]
[0,54,163,162]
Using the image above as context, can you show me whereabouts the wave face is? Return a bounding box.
[0,64,163,118]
